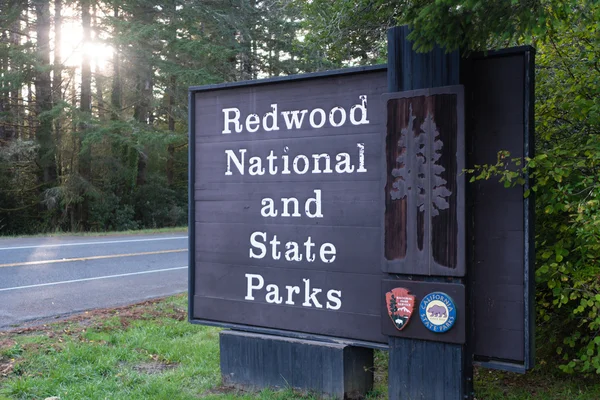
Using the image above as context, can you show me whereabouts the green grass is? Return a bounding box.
[0,226,188,239]
[1,295,599,399]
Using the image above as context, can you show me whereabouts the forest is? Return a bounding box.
[1,0,599,375]
[0,0,326,234]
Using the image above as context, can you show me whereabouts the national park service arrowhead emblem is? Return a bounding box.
[385,288,415,331]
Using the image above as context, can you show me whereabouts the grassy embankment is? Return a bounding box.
[1,294,598,400]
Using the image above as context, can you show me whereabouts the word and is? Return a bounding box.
[260,189,322,218]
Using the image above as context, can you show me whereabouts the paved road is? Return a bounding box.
[0,232,188,329]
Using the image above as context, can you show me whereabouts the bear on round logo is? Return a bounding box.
[419,292,456,333]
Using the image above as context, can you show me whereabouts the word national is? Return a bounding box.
[221,95,370,134]
[224,143,367,176]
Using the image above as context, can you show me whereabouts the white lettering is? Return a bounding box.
[265,284,283,304]
[320,243,336,263]
[329,106,347,127]
[249,231,266,259]
[285,285,300,305]
[245,273,264,300]
[326,290,342,310]
[350,95,369,125]
[260,198,278,217]
[309,108,326,128]
[282,110,307,129]
[269,235,281,260]
[304,236,316,262]
[302,278,323,308]
[335,153,355,174]
[356,143,367,173]
[263,104,279,131]
[311,154,332,174]
[248,156,265,175]
[225,149,246,176]
[293,155,309,174]
[245,114,260,132]
[305,190,323,219]
[222,107,242,134]
[285,241,302,261]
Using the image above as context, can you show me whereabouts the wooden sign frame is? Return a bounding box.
[188,65,390,347]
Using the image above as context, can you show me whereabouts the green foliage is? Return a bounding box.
[460,1,600,375]
[531,3,600,374]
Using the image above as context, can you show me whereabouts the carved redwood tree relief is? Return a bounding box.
[384,87,465,277]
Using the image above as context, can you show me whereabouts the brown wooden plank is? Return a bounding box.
[468,53,533,366]
[195,134,381,185]
[194,297,386,344]
[195,263,381,315]
[195,71,387,142]
[195,222,381,274]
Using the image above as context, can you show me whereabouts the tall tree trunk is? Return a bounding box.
[27,81,33,140]
[53,0,62,177]
[10,15,21,140]
[78,0,92,229]
[92,2,105,121]
[132,4,153,188]
[110,6,121,121]
[33,0,57,185]
[0,31,9,142]
[166,75,176,186]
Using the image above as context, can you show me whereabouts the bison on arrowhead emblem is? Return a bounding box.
[385,288,415,331]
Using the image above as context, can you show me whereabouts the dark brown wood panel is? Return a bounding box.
[194,296,386,343]
[194,71,387,143]
[195,263,381,315]
[467,51,534,367]
[195,222,381,274]
[195,134,381,185]
[383,86,465,277]
[190,68,388,344]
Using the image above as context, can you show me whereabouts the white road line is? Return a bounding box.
[0,236,188,251]
[0,266,188,292]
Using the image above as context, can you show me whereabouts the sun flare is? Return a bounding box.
[58,9,112,70]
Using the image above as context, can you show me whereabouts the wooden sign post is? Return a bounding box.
[384,26,471,399]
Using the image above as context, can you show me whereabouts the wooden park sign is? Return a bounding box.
[189,37,535,398]
[189,67,390,343]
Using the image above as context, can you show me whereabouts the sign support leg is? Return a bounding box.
[219,330,374,399]
[385,25,473,400]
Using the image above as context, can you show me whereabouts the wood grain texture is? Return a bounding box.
[220,330,373,399]
[388,339,464,400]
[384,87,465,277]
[191,69,388,344]
[467,53,534,366]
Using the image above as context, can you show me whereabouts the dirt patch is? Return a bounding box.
[2,295,187,337]
[132,361,178,375]
[200,385,244,397]
[0,338,17,350]
[0,358,14,376]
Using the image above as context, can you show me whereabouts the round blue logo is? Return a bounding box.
[419,292,457,333]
